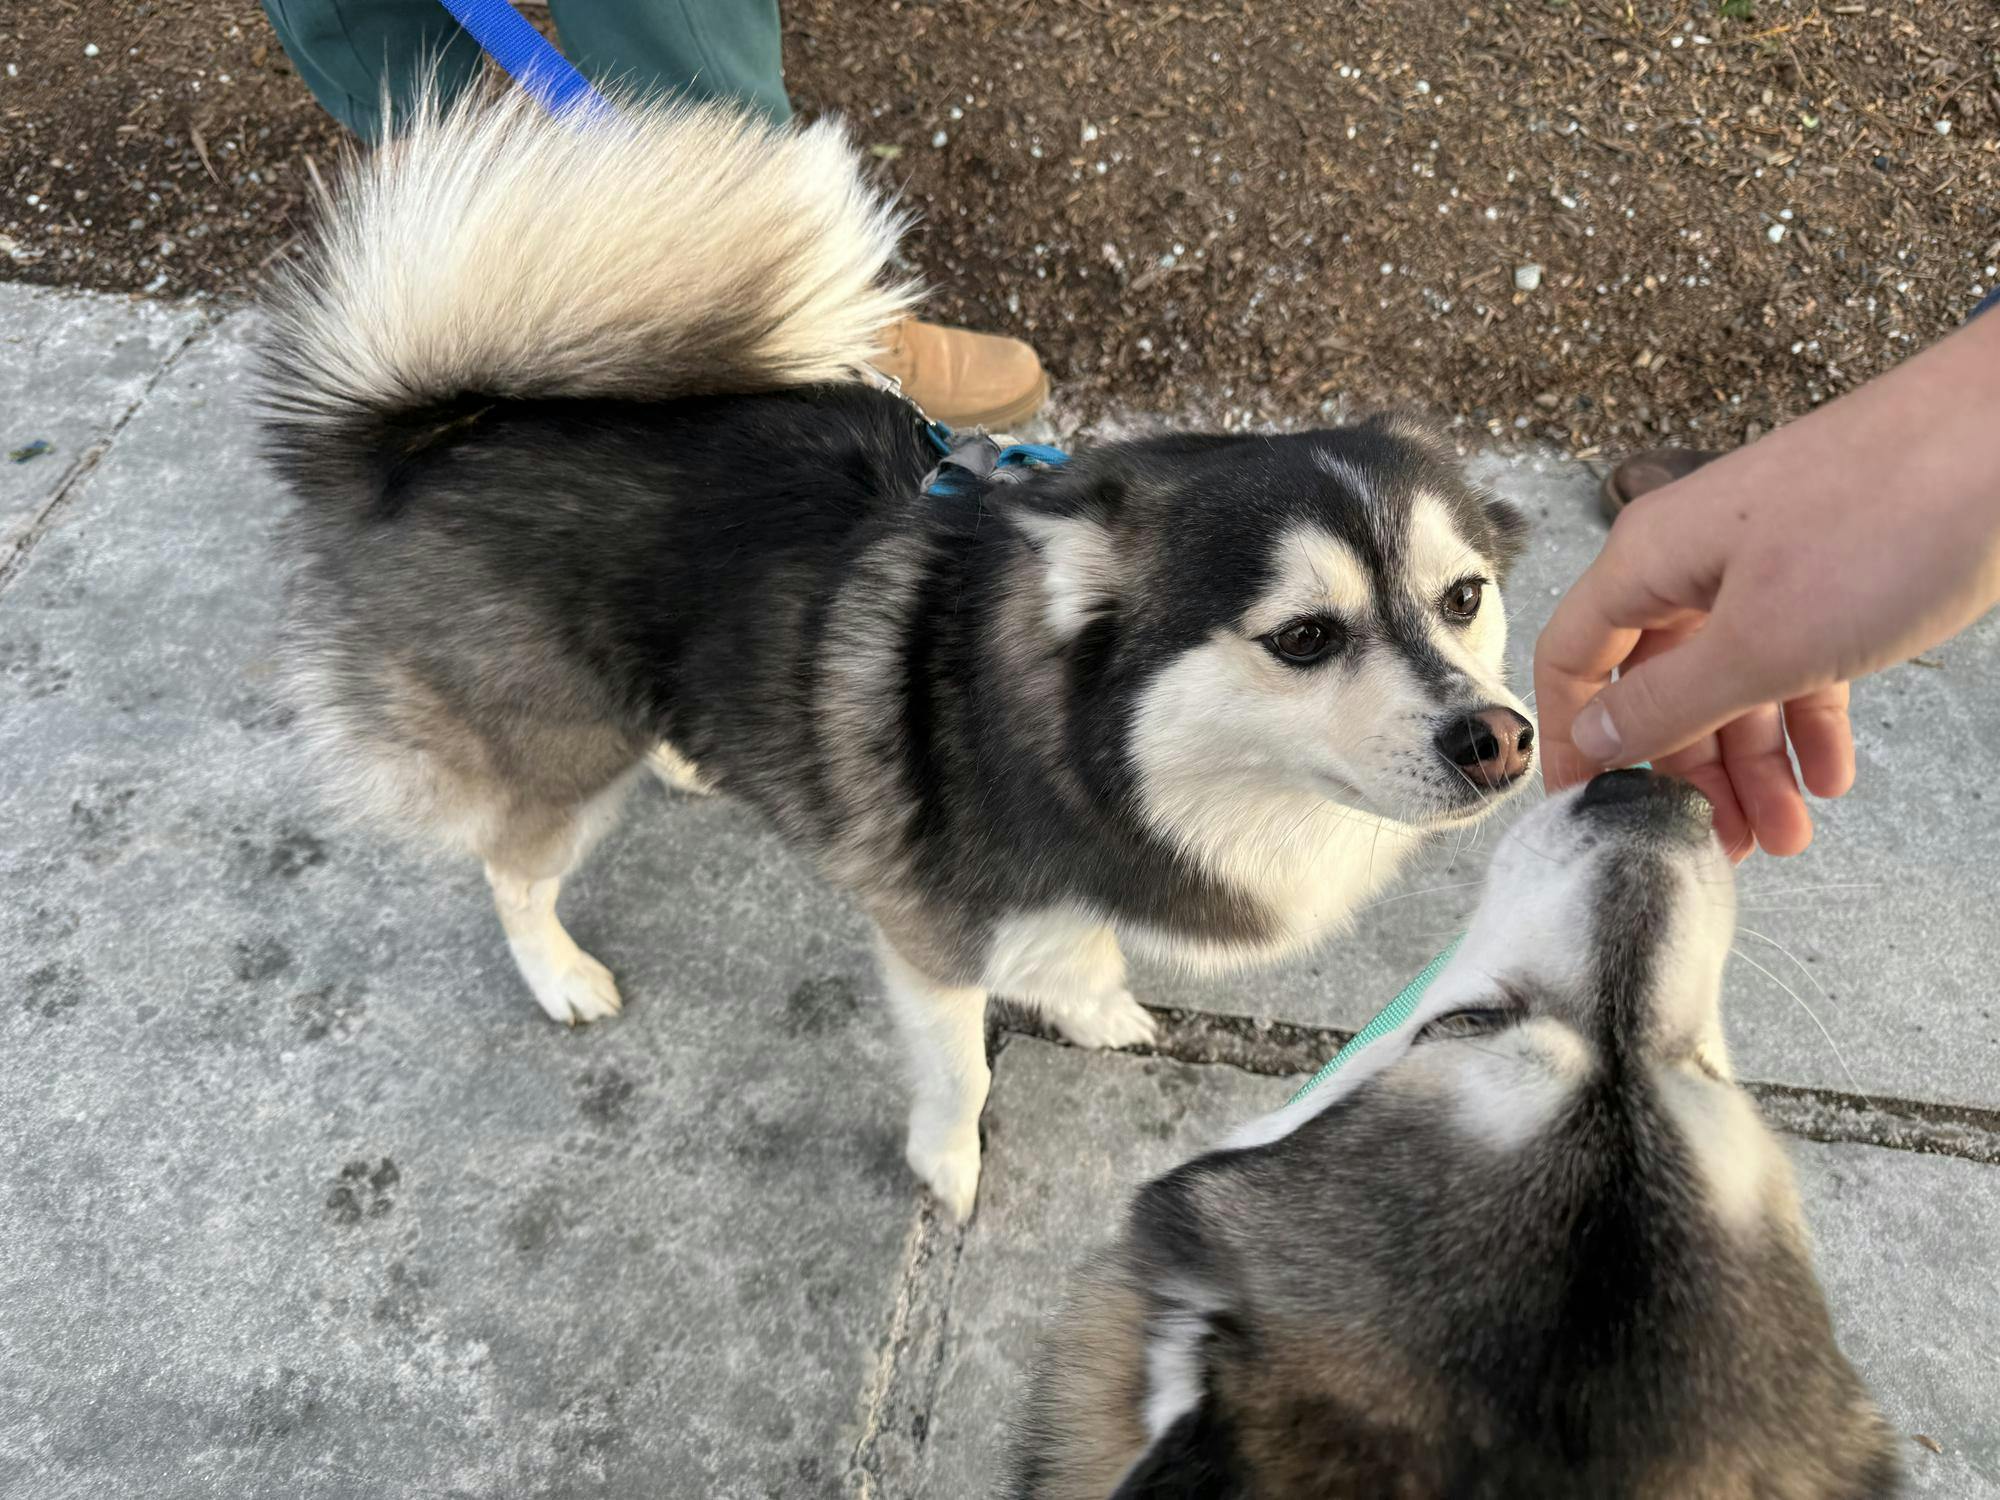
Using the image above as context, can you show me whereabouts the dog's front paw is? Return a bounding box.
[1055,989,1158,1052]
[518,945,624,1026]
[907,1130,981,1222]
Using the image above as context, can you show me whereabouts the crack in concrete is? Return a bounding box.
[0,312,215,594]
[1747,1081,2000,1167]
[847,1198,969,1497]
[848,1209,930,1498]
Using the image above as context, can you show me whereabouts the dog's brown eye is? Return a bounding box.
[1442,577,1485,621]
[1267,619,1337,665]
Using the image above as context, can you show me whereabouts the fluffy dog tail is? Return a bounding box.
[260,86,919,487]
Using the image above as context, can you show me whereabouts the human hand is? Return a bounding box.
[1534,315,2000,859]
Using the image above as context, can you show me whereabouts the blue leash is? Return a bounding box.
[432,0,609,118]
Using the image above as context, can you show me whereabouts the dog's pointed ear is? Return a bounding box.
[1360,409,1452,455]
[1008,472,1126,641]
[1480,489,1529,581]
[1361,412,1529,583]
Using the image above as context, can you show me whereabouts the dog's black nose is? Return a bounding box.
[1434,707,1535,791]
[1578,768,1712,841]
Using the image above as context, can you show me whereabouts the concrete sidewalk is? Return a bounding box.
[2,283,1995,1499]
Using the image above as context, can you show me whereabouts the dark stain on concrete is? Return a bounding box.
[233,936,293,983]
[728,1115,807,1169]
[790,1454,832,1493]
[370,1260,430,1330]
[291,982,366,1043]
[551,1388,626,1462]
[23,961,85,1018]
[781,974,862,1037]
[29,903,82,943]
[577,1066,635,1127]
[223,1366,327,1443]
[68,784,137,864]
[265,827,328,878]
[325,1157,398,1225]
[1,637,72,698]
[503,1188,564,1258]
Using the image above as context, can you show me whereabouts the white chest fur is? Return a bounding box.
[1122,789,1426,974]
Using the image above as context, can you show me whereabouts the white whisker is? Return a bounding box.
[1357,879,1485,913]
[1739,926,1834,1001]
[1738,882,1880,899]
[1732,946,1867,1099]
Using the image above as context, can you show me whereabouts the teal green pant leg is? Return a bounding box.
[260,0,487,142]
[263,0,791,137]
[548,0,790,122]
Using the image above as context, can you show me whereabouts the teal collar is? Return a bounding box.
[1286,935,1463,1105]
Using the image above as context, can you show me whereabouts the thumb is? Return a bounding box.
[1569,620,1772,768]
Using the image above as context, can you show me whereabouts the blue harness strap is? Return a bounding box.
[433,0,610,118]
[921,430,1070,497]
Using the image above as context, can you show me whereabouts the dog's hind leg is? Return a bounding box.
[877,934,990,1223]
[983,911,1159,1052]
[480,774,637,1027]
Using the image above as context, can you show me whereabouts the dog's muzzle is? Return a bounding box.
[1575,766,1712,844]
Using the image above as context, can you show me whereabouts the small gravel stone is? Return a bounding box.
[1513,263,1543,292]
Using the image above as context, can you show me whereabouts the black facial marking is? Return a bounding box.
[1106,1403,1250,1499]
[1361,588,1463,698]
[1587,849,1675,1077]
[1483,496,1530,578]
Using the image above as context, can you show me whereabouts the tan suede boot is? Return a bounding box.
[872,317,1049,430]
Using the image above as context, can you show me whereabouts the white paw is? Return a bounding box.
[1054,989,1158,1052]
[646,743,712,796]
[517,944,623,1026]
[907,1131,982,1222]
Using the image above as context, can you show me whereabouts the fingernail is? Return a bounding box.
[1573,700,1622,762]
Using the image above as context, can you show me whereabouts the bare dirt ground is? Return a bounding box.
[4,1,1995,448]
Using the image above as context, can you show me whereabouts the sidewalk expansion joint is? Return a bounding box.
[993,1003,2000,1167]
[0,312,216,595]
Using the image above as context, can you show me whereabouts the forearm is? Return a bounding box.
[1725,313,2000,603]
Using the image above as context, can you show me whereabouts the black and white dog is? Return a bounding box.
[261,90,1535,1218]
[1005,772,1899,1498]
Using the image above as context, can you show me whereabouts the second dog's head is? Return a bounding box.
[1005,772,1898,1498]
[1006,419,1533,840]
